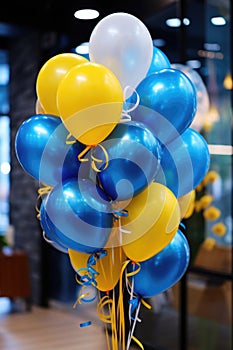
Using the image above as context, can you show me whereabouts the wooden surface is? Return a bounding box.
[0,303,138,350]
[0,305,107,350]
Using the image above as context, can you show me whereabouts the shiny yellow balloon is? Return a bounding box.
[36,53,88,116]
[121,182,180,262]
[57,62,124,146]
[178,190,196,219]
[68,246,126,292]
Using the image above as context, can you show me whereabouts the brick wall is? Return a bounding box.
[9,30,44,305]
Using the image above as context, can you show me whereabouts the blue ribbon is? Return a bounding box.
[113,209,129,222]
[80,321,92,327]
[129,297,140,321]
[76,249,108,298]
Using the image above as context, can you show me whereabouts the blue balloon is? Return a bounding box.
[147,46,171,76]
[15,114,87,186]
[129,229,190,298]
[155,128,210,197]
[42,178,114,253]
[128,68,197,145]
[96,121,162,201]
[40,202,69,254]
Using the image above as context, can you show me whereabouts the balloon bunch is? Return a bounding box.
[15,12,210,350]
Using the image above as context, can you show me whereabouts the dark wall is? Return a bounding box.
[9,30,45,305]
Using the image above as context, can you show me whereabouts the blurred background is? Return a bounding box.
[0,0,232,349]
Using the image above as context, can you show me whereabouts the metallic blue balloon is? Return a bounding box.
[96,121,162,201]
[15,114,86,186]
[130,229,190,298]
[43,178,114,253]
[40,202,69,254]
[147,46,171,76]
[129,68,197,144]
[154,128,210,197]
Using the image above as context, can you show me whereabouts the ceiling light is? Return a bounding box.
[204,43,221,51]
[186,60,201,69]
[153,39,166,47]
[1,162,11,175]
[74,9,99,20]
[166,18,190,28]
[210,16,226,26]
[166,18,181,27]
[183,18,190,26]
[75,42,89,55]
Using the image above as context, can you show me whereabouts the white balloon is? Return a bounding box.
[172,64,210,132]
[89,12,153,93]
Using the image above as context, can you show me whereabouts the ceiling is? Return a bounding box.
[0,0,177,37]
[0,0,230,69]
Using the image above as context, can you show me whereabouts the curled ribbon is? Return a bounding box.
[121,85,140,123]
[125,262,151,350]
[91,144,109,173]
[36,184,53,219]
[66,132,77,145]
[77,144,109,173]
[73,249,107,306]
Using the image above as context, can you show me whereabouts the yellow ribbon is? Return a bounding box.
[97,292,118,350]
[66,132,77,145]
[91,144,109,173]
[78,145,92,162]
[77,143,109,173]
[36,184,53,219]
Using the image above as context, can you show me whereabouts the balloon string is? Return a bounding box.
[37,184,53,197]
[117,259,133,350]
[36,184,53,219]
[73,250,108,327]
[124,262,151,350]
[42,231,54,245]
[121,85,140,123]
[132,335,144,350]
[78,145,92,162]
[97,292,119,349]
[66,132,77,145]
[77,144,109,172]
[126,301,142,350]
[91,144,109,173]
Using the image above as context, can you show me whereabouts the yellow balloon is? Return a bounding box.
[57,62,124,146]
[36,53,88,116]
[178,190,196,219]
[68,246,126,292]
[121,182,180,262]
